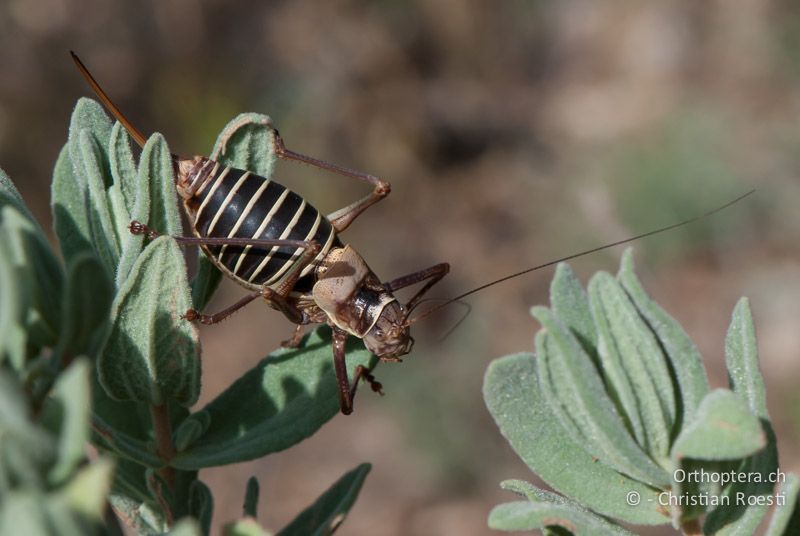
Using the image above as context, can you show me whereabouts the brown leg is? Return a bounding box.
[332,328,383,415]
[129,220,309,251]
[184,291,262,325]
[281,324,305,348]
[209,115,390,232]
[384,263,450,312]
[272,132,391,233]
[274,240,322,297]
[184,285,305,326]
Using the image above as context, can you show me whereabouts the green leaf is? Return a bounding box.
[617,249,709,430]
[110,457,152,504]
[78,129,120,273]
[174,413,208,452]
[108,494,168,535]
[725,298,767,419]
[224,518,272,536]
[550,263,596,355]
[43,359,93,485]
[588,272,674,461]
[118,133,182,287]
[0,493,53,535]
[55,254,113,361]
[533,307,669,488]
[488,500,634,535]
[1,205,64,350]
[141,133,182,238]
[52,145,93,265]
[244,477,260,518]
[765,473,800,536]
[212,113,277,178]
[109,122,138,220]
[276,463,370,536]
[483,353,668,525]
[68,98,114,169]
[0,166,34,220]
[99,237,200,406]
[172,328,374,469]
[0,371,56,485]
[90,370,164,468]
[190,254,223,312]
[703,298,778,535]
[0,230,29,369]
[169,518,204,536]
[671,389,765,460]
[59,458,115,520]
[188,480,214,536]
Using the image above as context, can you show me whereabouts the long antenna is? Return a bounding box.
[407,188,756,325]
[70,51,148,148]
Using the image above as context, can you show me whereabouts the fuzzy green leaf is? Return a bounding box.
[43,359,93,485]
[174,414,207,453]
[671,389,765,460]
[141,133,182,237]
[0,493,53,535]
[765,473,800,535]
[488,500,634,535]
[483,353,668,525]
[55,254,113,360]
[78,129,120,273]
[170,518,204,536]
[0,231,28,369]
[188,480,214,536]
[550,263,596,354]
[60,458,115,521]
[0,167,33,220]
[90,370,165,468]
[190,254,223,312]
[588,272,674,460]
[109,123,138,220]
[117,133,182,287]
[68,98,113,169]
[244,477,260,518]
[99,237,200,406]
[725,298,766,419]
[617,249,709,429]
[108,494,168,535]
[533,307,669,488]
[52,145,93,265]
[172,328,374,468]
[704,298,778,534]
[276,463,370,536]
[1,205,64,352]
[0,371,56,485]
[224,518,272,536]
[212,113,277,178]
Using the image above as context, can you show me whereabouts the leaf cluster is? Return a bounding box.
[0,100,374,534]
[483,251,800,534]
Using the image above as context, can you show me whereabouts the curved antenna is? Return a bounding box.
[70,51,148,148]
[407,189,756,326]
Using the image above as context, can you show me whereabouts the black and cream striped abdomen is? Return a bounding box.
[185,160,341,291]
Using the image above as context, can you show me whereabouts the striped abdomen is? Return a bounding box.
[183,158,341,291]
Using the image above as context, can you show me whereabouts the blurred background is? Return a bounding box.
[2,0,800,534]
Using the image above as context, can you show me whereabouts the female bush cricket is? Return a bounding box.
[71,52,753,415]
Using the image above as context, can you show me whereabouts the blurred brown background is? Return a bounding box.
[2,0,800,534]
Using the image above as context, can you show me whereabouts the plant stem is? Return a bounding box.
[681,518,702,536]
[150,403,176,487]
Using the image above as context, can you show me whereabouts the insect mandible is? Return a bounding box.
[71,52,753,415]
